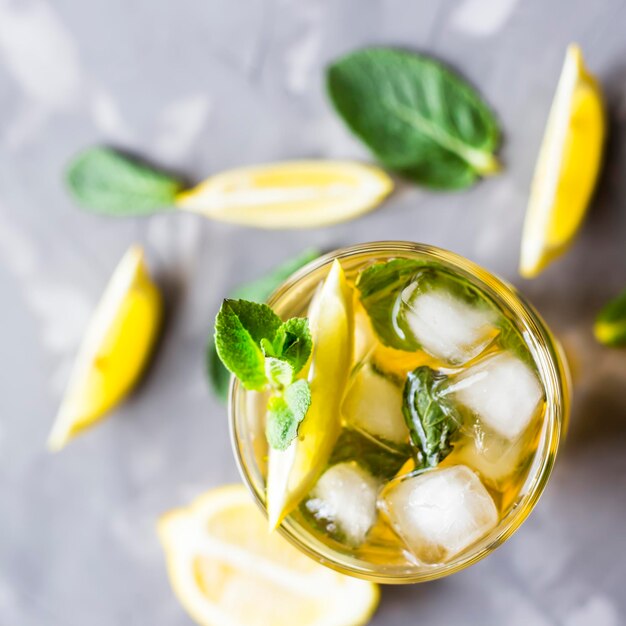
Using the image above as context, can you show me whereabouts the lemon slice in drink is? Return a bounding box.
[47,245,162,451]
[176,161,393,229]
[267,259,353,529]
[520,44,605,278]
[157,485,379,626]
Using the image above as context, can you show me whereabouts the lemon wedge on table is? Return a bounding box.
[47,245,162,451]
[176,161,393,229]
[267,259,353,529]
[520,44,605,278]
[158,485,379,626]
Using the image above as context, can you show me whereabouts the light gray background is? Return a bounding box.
[1,0,626,624]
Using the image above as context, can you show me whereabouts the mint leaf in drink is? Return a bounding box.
[403,366,460,467]
[261,318,311,386]
[266,380,311,450]
[213,296,314,448]
[330,428,410,481]
[271,318,312,374]
[66,147,183,215]
[214,299,282,390]
[595,287,626,346]
[207,249,320,402]
[327,48,500,189]
[356,258,426,350]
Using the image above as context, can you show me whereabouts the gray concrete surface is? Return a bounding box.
[1,0,626,624]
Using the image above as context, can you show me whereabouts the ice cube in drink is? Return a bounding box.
[379,465,498,564]
[399,270,499,365]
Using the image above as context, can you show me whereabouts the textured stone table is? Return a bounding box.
[2,0,626,624]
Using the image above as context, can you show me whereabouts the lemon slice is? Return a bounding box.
[158,485,379,626]
[267,260,353,528]
[48,245,162,451]
[520,44,605,278]
[175,161,393,229]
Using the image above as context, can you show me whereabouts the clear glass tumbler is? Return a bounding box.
[230,242,570,583]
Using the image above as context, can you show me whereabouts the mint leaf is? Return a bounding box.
[272,318,312,374]
[356,258,426,350]
[403,366,460,467]
[330,428,410,480]
[266,380,311,450]
[207,249,320,402]
[327,48,500,189]
[214,299,282,390]
[265,357,294,389]
[595,287,626,346]
[66,147,183,215]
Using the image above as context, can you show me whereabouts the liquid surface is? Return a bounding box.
[245,255,547,569]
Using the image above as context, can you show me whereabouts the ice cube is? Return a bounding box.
[445,429,537,492]
[353,303,378,365]
[401,281,497,365]
[306,462,380,545]
[380,465,498,563]
[450,352,543,440]
[342,363,409,447]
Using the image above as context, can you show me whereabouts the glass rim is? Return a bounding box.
[229,241,570,583]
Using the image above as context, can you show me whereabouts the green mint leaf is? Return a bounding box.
[356,258,427,350]
[327,48,500,189]
[403,366,460,467]
[214,299,282,390]
[66,147,183,216]
[266,380,311,450]
[207,249,320,402]
[330,428,410,480]
[265,357,294,389]
[272,318,312,375]
[595,287,626,346]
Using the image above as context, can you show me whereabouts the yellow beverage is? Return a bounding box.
[230,242,569,583]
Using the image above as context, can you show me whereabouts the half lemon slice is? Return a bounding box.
[520,44,605,278]
[48,245,162,451]
[267,259,353,529]
[176,161,393,229]
[157,485,379,626]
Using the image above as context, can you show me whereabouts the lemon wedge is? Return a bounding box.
[520,44,605,278]
[48,245,162,451]
[267,260,353,529]
[175,161,393,229]
[157,485,379,626]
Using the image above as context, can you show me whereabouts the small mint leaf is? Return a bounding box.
[265,357,294,389]
[66,147,183,216]
[214,299,282,390]
[403,366,460,467]
[273,318,312,375]
[266,380,311,450]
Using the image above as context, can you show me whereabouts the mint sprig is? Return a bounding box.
[214,300,282,391]
[214,299,313,449]
[207,249,320,402]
